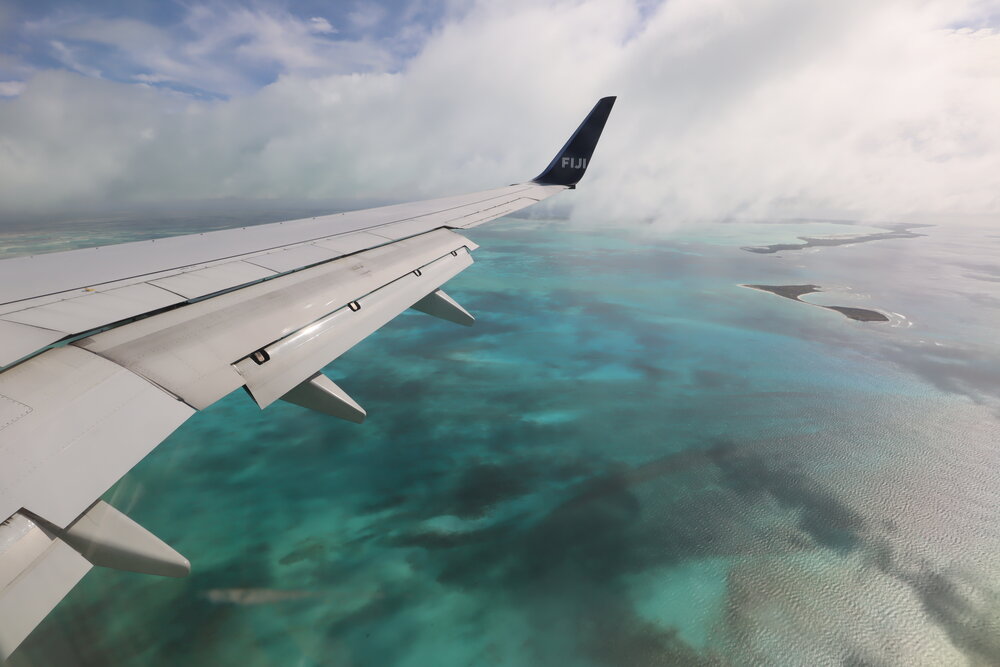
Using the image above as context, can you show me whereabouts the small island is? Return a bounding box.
[742,284,889,322]
[823,306,890,322]
[741,223,929,255]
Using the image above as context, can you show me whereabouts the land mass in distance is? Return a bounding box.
[742,223,929,255]
[742,284,889,322]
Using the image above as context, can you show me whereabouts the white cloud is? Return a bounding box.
[49,39,102,78]
[22,6,396,96]
[348,3,387,30]
[308,17,337,34]
[1,0,999,224]
[0,80,25,97]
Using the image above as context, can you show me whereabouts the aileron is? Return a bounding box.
[0,321,65,369]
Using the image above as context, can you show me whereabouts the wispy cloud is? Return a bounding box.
[48,39,103,78]
[0,80,25,97]
[14,4,408,96]
[348,3,388,30]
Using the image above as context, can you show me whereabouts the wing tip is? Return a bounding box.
[532,96,617,187]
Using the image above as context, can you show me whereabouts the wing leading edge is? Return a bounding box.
[0,96,616,658]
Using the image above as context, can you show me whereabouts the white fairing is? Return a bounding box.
[280,373,367,423]
[56,501,191,578]
[411,289,476,327]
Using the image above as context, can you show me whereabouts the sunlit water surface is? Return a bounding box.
[7,213,1000,666]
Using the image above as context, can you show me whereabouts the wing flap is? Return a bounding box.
[77,229,476,409]
[236,246,473,408]
[0,346,195,527]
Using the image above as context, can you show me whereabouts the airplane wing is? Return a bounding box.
[0,96,615,658]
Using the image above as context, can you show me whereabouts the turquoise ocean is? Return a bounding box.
[6,212,1000,665]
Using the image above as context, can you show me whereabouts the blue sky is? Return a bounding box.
[0,0,999,223]
[1,0,452,97]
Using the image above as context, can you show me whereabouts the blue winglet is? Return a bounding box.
[532,96,616,188]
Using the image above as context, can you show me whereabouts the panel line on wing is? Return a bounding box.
[0,184,548,307]
[73,229,477,410]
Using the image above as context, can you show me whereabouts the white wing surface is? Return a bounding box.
[0,96,615,657]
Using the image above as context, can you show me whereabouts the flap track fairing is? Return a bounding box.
[279,372,366,423]
[409,289,475,326]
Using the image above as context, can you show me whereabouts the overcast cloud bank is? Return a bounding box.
[0,0,998,225]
